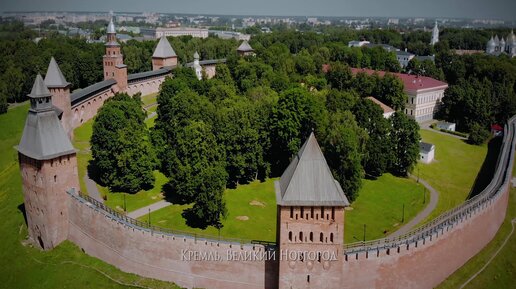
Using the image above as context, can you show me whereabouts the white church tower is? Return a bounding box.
[431,21,439,45]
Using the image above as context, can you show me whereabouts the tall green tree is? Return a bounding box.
[268,87,326,175]
[91,93,155,193]
[389,112,420,176]
[376,73,407,111]
[353,98,392,178]
[322,111,364,201]
[168,121,227,227]
[215,96,264,187]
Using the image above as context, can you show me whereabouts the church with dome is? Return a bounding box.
[486,31,516,57]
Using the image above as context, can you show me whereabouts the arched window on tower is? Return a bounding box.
[288,231,292,242]
[330,233,334,243]
[299,231,303,242]
[321,207,325,219]
[320,232,324,243]
[331,207,335,220]
[309,232,313,242]
[290,207,293,219]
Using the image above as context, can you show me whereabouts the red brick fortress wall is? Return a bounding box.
[67,193,278,289]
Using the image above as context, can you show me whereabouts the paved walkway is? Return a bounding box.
[420,121,467,140]
[84,174,104,203]
[127,200,172,219]
[389,175,439,238]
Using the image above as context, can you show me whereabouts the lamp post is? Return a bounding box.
[123,194,126,212]
[363,224,366,242]
[148,208,151,226]
[423,187,426,204]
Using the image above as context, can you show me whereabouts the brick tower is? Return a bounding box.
[275,132,349,289]
[152,36,178,70]
[44,57,73,139]
[103,17,127,91]
[17,74,79,250]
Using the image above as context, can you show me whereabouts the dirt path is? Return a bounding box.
[389,176,439,238]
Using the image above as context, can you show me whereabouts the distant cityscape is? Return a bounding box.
[2,11,515,41]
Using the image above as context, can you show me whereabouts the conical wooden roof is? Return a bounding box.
[44,57,70,88]
[275,132,350,206]
[153,36,176,58]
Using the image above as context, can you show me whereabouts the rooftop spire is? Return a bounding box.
[29,74,52,99]
[107,17,116,34]
[44,57,70,88]
[275,132,350,206]
[17,74,76,160]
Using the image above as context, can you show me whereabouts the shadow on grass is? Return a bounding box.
[467,136,503,199]
[87,160,106,187]
[162,181,192,205]
[181,208,210,230]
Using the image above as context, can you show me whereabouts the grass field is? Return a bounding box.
[436,164,516,289]
[344,173,427,242]
[418,129,488,221]
[72,119,94,194]
[145,114,157,128]
[140,174,427,244]
[0,103,179,289]
[102,170,168,212]
[141,92,158,107]
[138,179,278,242]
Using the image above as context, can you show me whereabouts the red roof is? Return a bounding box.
[350,68,448,92]
[366,96,394,114]
[491,124,503,131]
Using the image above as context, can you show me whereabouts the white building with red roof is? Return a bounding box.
[351,68,448,123]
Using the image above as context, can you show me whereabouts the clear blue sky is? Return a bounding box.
[1,0,515,20]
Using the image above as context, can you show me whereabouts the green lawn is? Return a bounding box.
[146,104,158,114]
[0,103,28,172]
[418,129,488,221]
[102,170,168,213]
[344,173,427,243]
[141,174,426,244]
[0,104,179,289]
[436,164,516,289]
[145,114,157,128]
[72,119,94,194]
[141,92,158,107]
[138,179,278,242]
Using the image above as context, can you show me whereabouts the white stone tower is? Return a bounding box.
[431,21,439,45]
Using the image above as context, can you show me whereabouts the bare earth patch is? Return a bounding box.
[249,200,265,207]
[345,206,354,211]
[236,216,249,221]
